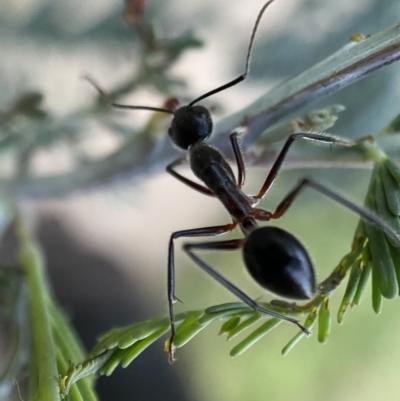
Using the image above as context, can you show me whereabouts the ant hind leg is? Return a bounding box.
[265,177,400,246]
[183,239,310,334]
[167,223,236,362]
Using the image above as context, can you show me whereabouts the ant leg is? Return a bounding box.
[168,223,236,362]
[256,178,400,246]
[166,158,215,197]
[230,129,246,188]
[183,240,309,333]
[255,132,357,200]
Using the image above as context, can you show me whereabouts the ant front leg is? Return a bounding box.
[183,239,310,331]
[255,132,357,200]
[230,129,247,189]
[167,223,236,362]
[258,177,400,246]
[166,158,215,197]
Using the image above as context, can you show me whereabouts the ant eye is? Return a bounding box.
[243,227,316,300]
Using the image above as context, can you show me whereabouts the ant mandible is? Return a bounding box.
[86,0,400,362]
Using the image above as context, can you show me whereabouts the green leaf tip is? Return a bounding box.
[226,314,262,341]
[219,316,241,335]
[338,260,363,324]
[317,298,331,344]
[282,309,317,357]
[230,319,282,358]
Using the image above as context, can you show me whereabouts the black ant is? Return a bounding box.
[86,0,400,362]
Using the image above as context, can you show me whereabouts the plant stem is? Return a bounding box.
[18,221,61,401]
[2,21,400,200]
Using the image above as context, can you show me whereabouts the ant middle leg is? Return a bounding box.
[183,239,309,332]
[255,132,358,200]
[167,223,236,362]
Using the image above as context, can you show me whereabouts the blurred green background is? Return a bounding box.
[2,0,400,400]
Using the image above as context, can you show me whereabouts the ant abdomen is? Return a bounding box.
[168,106,213,149]
[242,226,316,300]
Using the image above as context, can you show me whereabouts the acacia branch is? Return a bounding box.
[2,21,400,200]
[214,22,400,147]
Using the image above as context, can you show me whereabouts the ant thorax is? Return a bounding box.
[189,141,253,222]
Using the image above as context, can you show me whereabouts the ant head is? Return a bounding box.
[242,226,316,300]
[168,105,213,150]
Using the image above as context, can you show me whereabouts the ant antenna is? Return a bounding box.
[83,75,174,115]
[188,0,275,107]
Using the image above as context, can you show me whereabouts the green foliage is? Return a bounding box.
[9,217,99,401]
